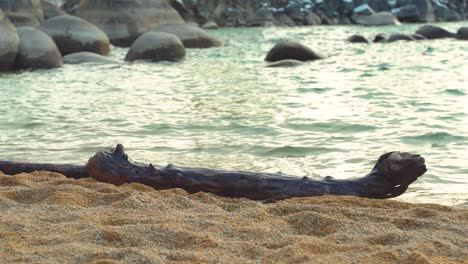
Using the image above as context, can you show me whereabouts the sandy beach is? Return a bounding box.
[0,171,466,263]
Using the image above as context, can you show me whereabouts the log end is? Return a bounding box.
[365,151,427,198]
[87,144,153,185]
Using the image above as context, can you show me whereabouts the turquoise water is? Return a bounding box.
[1,23,467,206]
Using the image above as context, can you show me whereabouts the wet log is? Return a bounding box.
[0,144,427,200]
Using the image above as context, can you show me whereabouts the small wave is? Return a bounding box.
[441,89,465,96]
[23,122,44,128]
[261,146,339,158]
[401,132,467,144]
[287,121,377,133]
[296,87,330,94]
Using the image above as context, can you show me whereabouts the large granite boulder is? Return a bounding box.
[265,40,324,62]
[125,32,185,62]
[456,27,468,40]
[432,3,461,21]
[353,12,401,26]
[38,15,110,56]
[4,0,44,27]
[74,0,185,47]
[415,25,456,39]
[0,10,19,71]
[391,5,420,22]
[15,26,62,69]
[152,24,223,48]
[63,52,118,64]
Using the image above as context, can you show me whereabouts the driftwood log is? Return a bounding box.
[0,144,427,200]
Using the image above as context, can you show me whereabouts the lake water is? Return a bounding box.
[0,23,467,207]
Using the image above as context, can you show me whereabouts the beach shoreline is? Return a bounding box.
[1,171,466,263]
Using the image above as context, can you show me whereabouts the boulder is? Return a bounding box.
[274,13,296,26]
[304,12,321,25]
[38,15,110,56]
[390,5,420,22]
[415,25,456,39]
[202,20,219,30]
[265,40,324,62]
[170,0,206,25]
[456,27,468,40]
[348,34,369,43]
[338,16,352,25]
[284,2,304,25]
[152,24,223,48]
[353,12,401,26]
[74,0,185,47]
[0,10,19,71]
[63,52,118,64]
[3,0,44,27]
[373,33,389,43]
[367,0,392,12]
[432,3,461,21]
[248,6,275,27]
[15,26,62,69]
[414,0,435,22]
[125,32,185,62]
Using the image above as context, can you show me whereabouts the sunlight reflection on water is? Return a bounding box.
[0,23,467,207]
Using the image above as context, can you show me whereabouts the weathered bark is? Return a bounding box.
[0,161,88,179]
[0,144,427,200]
[88,144,427,200]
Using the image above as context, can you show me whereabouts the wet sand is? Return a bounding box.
[0,171,466,263]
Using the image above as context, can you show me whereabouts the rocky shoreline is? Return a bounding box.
[0,0,467,72]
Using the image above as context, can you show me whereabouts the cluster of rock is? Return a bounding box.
[263,24,467,68]
[173,0,466,27]
[348,24,468,43]
[0,0,223,72]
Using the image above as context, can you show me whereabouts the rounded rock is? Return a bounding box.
[456,27,468,40]
[348,34,369,43]
[373,33,388,43]
[265,40,324,62]
[125,32,185,62]
[74,0,185,47]
[38,15,110,56]
[152,24,223,48]
[0,10,19,71]
[353,12,401,26]
[15,26,63,70]
[63,52,118,65]
[415,25,456,39]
